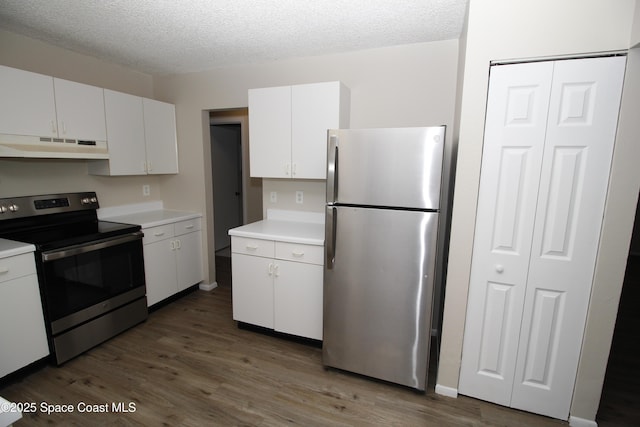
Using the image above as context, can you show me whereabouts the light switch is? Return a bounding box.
[296,191,304,204]
[270,191,277,203]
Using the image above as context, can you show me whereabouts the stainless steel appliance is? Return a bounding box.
[0,192,147,364]
[323,126,445,390]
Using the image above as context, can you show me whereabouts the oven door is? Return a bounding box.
[39,231,146,334]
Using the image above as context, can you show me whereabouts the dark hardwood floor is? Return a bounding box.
[0,255,567,426]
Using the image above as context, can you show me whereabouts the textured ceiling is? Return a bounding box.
[0,0,468,75]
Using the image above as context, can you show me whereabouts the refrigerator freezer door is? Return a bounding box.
[327,127,445,210]
[323,206,438,390]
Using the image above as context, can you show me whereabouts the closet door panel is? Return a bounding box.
[511,56,626,420]
[459,61,553,405]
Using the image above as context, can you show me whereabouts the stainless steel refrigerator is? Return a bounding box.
[323,126,445,391]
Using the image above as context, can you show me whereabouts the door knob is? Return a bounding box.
[495,264,504,273]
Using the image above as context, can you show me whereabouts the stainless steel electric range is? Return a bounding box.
[0,192,147,364]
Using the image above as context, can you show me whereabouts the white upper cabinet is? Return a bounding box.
[249,81,350,179]
[142,98,179,174]
[89,91,178,176]
[53,78,106,142]
[0,65,57,138]
[0,66,106,143]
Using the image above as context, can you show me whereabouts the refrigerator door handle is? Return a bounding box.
[326,207,337,269]
[327,134,339,203]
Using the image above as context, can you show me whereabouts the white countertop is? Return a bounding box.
[103,209,201,229]
[228,210,324,246]
[0,239,35,259]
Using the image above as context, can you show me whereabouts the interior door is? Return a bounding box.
[458,61,554,405]
[460,56,626,420]
[510,56,626,419]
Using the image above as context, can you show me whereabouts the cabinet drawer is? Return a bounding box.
[143,224,174,245]
[0,253,36,284]
[174,218,201,236]
[231,237,274,258]
[276,242,323,265]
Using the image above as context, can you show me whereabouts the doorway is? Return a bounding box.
[208,109,262,287]
[211,123,243,255]
[597,195,640,426]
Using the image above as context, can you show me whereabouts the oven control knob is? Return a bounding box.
[8,204,19,212]
[0,206,7,214]
[81,197,91,204]
[90,197,98,203]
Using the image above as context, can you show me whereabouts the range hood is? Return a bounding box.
[0,134,108,159]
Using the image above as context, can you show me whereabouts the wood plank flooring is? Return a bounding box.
[1,264,567,426]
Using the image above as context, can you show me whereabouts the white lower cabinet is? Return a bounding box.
[143,218,203,306]
[231,236,323,340]
[0,252,49,377]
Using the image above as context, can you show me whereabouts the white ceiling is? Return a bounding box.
[0,0,468,75]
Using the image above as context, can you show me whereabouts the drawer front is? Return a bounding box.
[143,224,174,245]
[174,217,201,236]
[275,242,323,265]
[0,253,36,284]
[231,236,274,258]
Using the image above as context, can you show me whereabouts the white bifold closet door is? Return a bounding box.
[459,56,626,420]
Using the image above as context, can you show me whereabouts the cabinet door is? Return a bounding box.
[143,98,178,174]
[231,253,274,328]
[0,275,49,377]
[0,65,57,138]
[274,260,323,340]
[101,90,147,175]
[143,240,177,306]
[248,86,292,178]
[291,82,343,179]
[53,78,107,142]
[175,231,203,292]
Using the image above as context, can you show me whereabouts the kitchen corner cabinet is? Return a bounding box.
[88,91,178,176]
[231,236,323,340]
[142,218,203,306]
[248,81,350,179]
[0,250,49,378]
[0,65,106,142]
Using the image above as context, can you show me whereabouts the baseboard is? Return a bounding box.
[435,384,458,398]
[199,281,218,291]
[569,416,597,427]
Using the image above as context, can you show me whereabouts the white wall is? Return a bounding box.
[153,39,460,286]
[439,0,637,422]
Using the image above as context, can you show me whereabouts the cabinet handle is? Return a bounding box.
[142,160,147,173]
[268,262,274,276]
[246,244,258,251]
[285,163,290,176]
[147,160,153,172]
[292,251,304,258]
[50,120,57,134]
[170,240,175,250]
[0,266,9,274]
[292,163,297,176]
[61,120,67,134]
[175,239,181,250]
[274,264,279,277]
[185,225,194,230]
[154,231,166,237]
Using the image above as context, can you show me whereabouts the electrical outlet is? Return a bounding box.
[270,191,277,203]
[142,184,150,196]
[295,191,304,204]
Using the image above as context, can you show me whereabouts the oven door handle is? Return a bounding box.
[41,231,144,262]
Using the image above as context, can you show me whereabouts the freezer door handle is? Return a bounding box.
[326,134,339,203]
[326,207,337,269]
